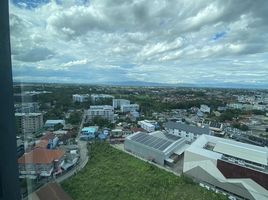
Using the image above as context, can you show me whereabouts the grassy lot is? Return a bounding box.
[62,142,227,200]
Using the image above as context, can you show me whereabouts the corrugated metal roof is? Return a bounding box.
[213,141,268,166]
[165,121,210,135]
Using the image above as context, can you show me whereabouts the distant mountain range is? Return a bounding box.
[101,81,268,89]
[14,81,268,89]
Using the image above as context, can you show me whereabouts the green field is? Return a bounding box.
[62,142,227,200]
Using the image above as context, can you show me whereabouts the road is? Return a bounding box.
[56,110,89,183]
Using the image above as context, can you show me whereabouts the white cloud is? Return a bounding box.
[9,0,268,87]
[61,59,89,68]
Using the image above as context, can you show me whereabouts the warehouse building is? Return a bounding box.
[183,134,268,200]
[124,131,186,166]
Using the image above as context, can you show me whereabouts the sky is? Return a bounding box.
[9,0,268,87]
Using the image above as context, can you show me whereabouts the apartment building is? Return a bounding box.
[91,94,114,104]
[15,113,44,135]
[87,105,114,122]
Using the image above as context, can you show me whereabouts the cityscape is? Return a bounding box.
[14,83,268,200]
[5,0,268,200]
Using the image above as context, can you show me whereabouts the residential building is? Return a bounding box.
[18,148,65,179]
[121,104,139,113]
[72,94,89,102]
[87,105,114,122]
[125,131,186,166]
[91,94,114,104]
[200,104,210,113]
[138,120,156,132]
[113,99,130,109]
[165,121,211,143]
[183,134,268,200]
[15,113,44,135]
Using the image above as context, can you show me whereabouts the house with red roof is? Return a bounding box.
[18,148,65,179]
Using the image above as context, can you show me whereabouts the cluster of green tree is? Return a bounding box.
[67,111,82,125]
[218,109,243,121]
[84,117,114,129]
[232,123,249,131]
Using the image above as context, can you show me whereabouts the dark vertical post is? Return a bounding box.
[0,0,20,199]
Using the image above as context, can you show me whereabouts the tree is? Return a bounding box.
[68,111,82,125]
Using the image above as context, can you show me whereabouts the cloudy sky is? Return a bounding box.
[9,0,268,87]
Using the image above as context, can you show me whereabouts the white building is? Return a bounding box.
[113,99,130,109]
[15,113,44,134]
[138,120,157,132]
[183,134,268,200]
[87,105,114,122]
[165,121,210,143]
[72,94,89,102]
[200,104,210,113]
[121,104,139,113]
[91,94,114,104]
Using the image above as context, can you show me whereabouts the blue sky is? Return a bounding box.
[9,0,268,87]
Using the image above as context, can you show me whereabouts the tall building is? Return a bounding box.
[72,94,89,103]
[183,135,268,200]
[15,113,44,135]
[87,105,114,122]
[112,99,130,109]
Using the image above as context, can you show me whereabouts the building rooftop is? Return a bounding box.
[18,148,65,164]
[15,112,42,116]
[187,135,268,167]
[35,182,73,200]
[127,131,182,152]
[165,121,210,135]
[81,126,98,133]
[213,140,268,166]
[45,120,65,124]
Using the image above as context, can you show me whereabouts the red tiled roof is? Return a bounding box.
[36,182,73,200]
[18,148,64,164]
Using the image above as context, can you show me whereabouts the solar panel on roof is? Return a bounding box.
[130,132,175,152]
[146,137,159,146]
[144,136,158,146]
[159,141,172,151]
[151,138,165,148]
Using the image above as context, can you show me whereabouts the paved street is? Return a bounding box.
[57,110,89,183]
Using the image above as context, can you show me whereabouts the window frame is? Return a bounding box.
[0,0,20,199]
